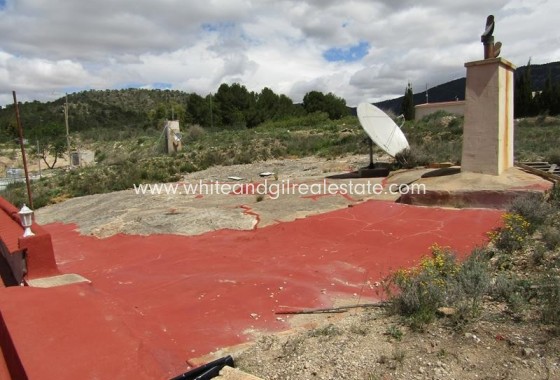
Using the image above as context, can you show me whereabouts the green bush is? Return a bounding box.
[388,245,458,327]
[508,194,551,232]
[308,324,341,339]
[388,245,493,329]
[541,226,560,250]
[454,249,491,317]
[394,147,431,169]
[549,184,560,209]
[185,124,206,140]
[491,213,531,253]
[546,151,560,165]
[491,274,538,316]
[541,275,560,331]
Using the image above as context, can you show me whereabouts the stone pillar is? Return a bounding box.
[461,58,516,175]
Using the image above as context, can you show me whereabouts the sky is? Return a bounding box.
[1,0,559,108]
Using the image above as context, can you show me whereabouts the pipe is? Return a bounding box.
[169,355,234,380]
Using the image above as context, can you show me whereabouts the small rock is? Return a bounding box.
[465,332,481,343]
[521,347,535,357]
[437,307,456,316]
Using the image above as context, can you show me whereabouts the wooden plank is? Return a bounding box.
[516,162,560,182]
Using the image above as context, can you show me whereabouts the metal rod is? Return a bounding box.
[368,138,374,169]
[12,91,33,209]
[36,139,42,178]
[64,93,71,169]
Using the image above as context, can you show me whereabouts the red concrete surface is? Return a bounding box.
[0,201,502,379]
[0,197,60,284]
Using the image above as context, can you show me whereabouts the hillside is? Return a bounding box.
[1,61,559,137]
[0,89,191,138]
[375,61,560,114]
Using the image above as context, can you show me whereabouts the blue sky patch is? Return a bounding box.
[323,41,370,63]
[117,82,172,90]
[0,0,6,10]
[152,82,172,90]
[201,22,235,33]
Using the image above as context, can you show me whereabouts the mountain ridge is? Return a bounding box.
[373,61,560,114]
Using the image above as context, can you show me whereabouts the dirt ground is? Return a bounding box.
[233,302,560,380]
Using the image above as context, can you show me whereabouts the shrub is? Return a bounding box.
[308,324,341,339]
[541,275,560,331]
[385,325,403,341]
[388,244,458,327]
[388,245,493,329]
[546,151,560,165]
[491,213,531,253]
[541,226,560,250]
[508,194,551,232]
[549,184,560,209]
[185,124,206,141]
[491,274,537,316]
[394,147,431,169]
[453,249,491,318]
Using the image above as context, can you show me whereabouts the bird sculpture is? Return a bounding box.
[481,15,501,59]
[481,15,495,41]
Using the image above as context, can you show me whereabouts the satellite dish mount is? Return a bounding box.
[357,103,409,177]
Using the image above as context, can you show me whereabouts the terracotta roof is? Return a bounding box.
[0,202,23,254]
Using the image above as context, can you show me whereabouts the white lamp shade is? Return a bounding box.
[18,204,35,237]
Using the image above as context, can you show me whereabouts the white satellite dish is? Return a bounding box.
[357,103,409,157]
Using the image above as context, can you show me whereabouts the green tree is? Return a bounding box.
[256,87,280,122]
[187,93,213,127]
[302,91,325,114]
[515,59,536,118]
[401,82,415,121]
[323,92,349,119]
[537,70,560,116]
[214,83,258,128]
[302,91,348,120]
[28,123,66,169]
[277,94,300,118]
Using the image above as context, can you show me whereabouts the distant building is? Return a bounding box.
[414,100,466,121]
[70,150,96,167]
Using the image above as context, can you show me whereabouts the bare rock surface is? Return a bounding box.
[36,155,394,237]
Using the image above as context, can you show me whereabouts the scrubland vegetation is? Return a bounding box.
[1,109,560,209]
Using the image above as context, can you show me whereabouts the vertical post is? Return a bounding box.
[64,93,71,169]
[483,36,494,60]
[36,139,42,178]
[209,94,214,129]
[12,91,33,209]
[368,138,374,169]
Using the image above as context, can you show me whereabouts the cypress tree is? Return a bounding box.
[401,82,415,121]
[515,59,535,118]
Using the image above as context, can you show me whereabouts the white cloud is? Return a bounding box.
[0,0,559,107]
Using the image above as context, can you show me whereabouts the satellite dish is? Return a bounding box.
[357,103,409,157]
